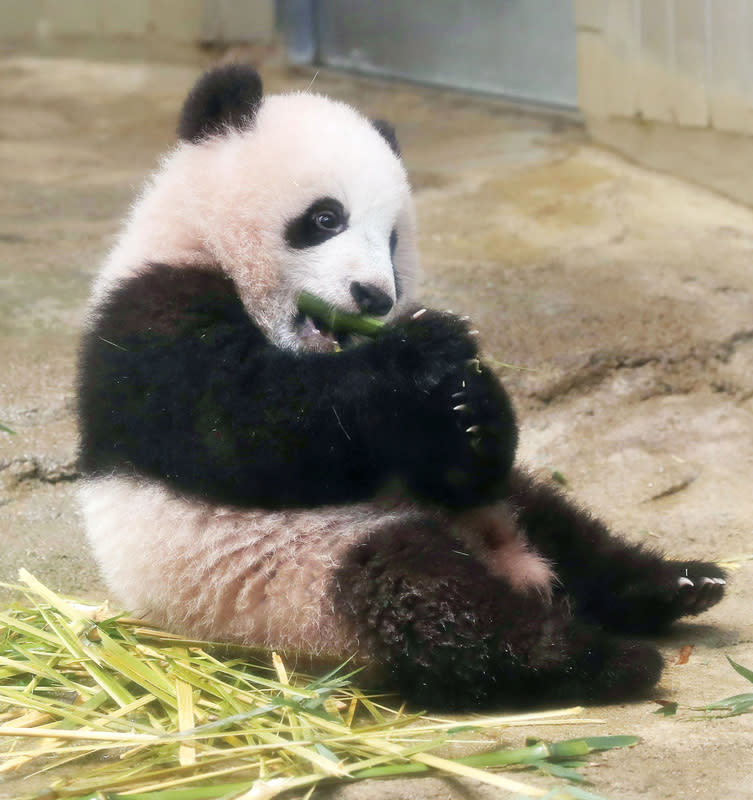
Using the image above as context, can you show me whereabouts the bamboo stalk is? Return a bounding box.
[0,727,160,742]
[297,292,384,337]
[175,677,196,766]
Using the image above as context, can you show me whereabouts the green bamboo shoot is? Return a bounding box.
[297,291,385,338]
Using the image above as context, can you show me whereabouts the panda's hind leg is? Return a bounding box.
[506,470,727,635]
[332,514,663,710]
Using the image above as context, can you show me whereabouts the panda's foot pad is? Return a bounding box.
[648,561,727,620]
[652,560,726,625]
[675,573,726,615]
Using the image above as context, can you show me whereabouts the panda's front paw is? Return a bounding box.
[448,358,515,471]
[375,308,518,507]
[404,357,518,508]
[384,307,480,391]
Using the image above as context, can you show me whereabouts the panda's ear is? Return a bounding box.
[178,64,264,143]
[371,119,401,157]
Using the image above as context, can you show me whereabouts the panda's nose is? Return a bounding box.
[350,281,394,316]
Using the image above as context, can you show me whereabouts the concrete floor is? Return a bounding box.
[1,40,753,800]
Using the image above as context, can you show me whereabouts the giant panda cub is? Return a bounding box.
[78,65,727,710]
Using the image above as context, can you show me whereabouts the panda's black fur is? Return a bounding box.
[78,65,726,711]
[80,263,515,510]
[178,64,264,142]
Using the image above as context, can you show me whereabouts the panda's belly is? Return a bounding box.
[79,476,399,655]
[80,477,555,655]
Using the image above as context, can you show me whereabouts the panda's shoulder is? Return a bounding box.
[94,263,249,339]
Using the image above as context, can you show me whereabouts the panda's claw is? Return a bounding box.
[669,567,727,617]
[401,322,515,507]
[411,308,428,320]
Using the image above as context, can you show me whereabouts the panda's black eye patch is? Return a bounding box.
[286,198,348,249]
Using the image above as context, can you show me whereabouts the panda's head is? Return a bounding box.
[107,65,418,352]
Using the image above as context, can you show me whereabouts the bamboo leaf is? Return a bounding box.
[565,735,638,752]
[653,701,678,716]
[727,656,753,685]
[536,761,587,783]
[0,575,630,800]
[701,694,753,716]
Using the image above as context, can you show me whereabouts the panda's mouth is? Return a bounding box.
[293,310,354,352]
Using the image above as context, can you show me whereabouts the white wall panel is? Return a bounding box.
[578,0,753,136]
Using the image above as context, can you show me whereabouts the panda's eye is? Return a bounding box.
[286,197,349,249]
[313,210,340,232]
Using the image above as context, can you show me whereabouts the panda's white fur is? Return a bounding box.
[91,92,417,349]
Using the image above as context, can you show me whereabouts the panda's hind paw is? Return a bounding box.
[675,571,726,616]
[599,559,728,633]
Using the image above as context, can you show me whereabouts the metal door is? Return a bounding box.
[280,0,577,109]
